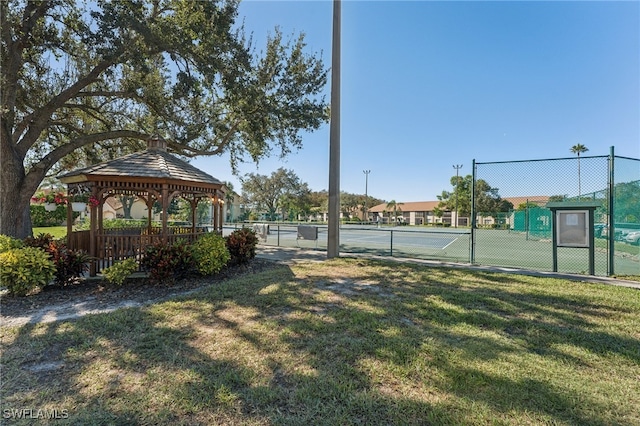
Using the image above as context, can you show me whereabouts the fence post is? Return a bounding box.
[608,146,615,276]
[471,159,476,264]
[277,225,280,247]
[390,230,393,256]
[525,200,529,241]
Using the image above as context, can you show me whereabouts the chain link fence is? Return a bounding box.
[222,150,637,277]
[474,150,639,276]
[223,223,472,263]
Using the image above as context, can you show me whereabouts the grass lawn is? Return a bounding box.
[2,258,639,425]
[32,226,67,240]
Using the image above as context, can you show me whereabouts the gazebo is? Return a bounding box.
[58,135,226,276]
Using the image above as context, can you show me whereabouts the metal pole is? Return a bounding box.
[525,198,529,241]
[470,160,476,264]
[453,164,462,228]
[589,208,595,275]
[608,146,615,276]
[551,209,558,272]
[363,170,370,222]
[327,0,341,258]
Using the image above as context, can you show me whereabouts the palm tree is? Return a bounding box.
[570,144,589,197]
[223,181,236,222]
[385,200,404,224]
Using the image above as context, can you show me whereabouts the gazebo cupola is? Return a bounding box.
[147,133,167,151]
[58,135,226,276]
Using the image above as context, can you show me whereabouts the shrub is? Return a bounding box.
[226,227,259,265]
[0,247,56,296]
[192,233,230,275]
[23,233,56,250]
[102,258,138,286]
[141,239,194,283]
[24,234,90,286]
[0,235,24,253]
[48,244,91,286]
[30,204,68,227]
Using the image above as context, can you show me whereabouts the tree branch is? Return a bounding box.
[75,90,137,98]
[32,130,148,174]
[16,53,125,156]
[1,1,54,134]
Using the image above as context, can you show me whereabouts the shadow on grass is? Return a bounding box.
[2,259,639,425]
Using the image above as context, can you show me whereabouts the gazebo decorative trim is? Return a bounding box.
[58,136,226,276]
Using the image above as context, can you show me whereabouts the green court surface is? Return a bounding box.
[225,224,639,277]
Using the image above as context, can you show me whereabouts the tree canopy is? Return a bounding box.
[1,0,329,238]
[340,192,383,220]
[436,175,513,217]
[436,175,473,217]
[241,167,310,221]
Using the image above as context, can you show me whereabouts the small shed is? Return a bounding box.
[58,135,226,276]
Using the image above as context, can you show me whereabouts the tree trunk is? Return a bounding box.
[121,195,135,219]
[0,137,36,239]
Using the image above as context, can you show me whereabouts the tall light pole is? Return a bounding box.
[453,164,463,228]
[363,170,370,222]
[327,0,341,258]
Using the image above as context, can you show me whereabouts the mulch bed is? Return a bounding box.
[0,258,281,321]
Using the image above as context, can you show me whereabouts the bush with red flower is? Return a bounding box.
[71,193,101,207]
[88,195,101,207]
[31,191,67,205]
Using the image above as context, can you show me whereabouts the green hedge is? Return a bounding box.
[30,204,70,227]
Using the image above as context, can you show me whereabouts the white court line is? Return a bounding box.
[442,237,459,250]
[344,232,459,250]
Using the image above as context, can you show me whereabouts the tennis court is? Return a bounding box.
[222,223,639,276]
[224,224,472,262]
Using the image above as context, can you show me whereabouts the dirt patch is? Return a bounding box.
[316,278,395,298]
[1,259,280,327]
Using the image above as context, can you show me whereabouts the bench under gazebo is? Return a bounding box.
[58,135,226,276]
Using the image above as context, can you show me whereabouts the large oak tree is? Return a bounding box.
[1,0,329,238]
[240,167,309,221]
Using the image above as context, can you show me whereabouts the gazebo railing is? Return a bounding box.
[67,230,91,253]
[69,226,208,274]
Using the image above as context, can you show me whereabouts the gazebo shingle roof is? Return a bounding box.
[58,149,223,186]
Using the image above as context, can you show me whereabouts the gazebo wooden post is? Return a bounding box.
[161,185,169,244]
[146,194,153,236]
[218,199,224,232]
[89,199,97,276]
[213,193,219,233]
[191,198,197,237]
[97,200,104,234]
[66,201,73,247]
[97,197,104,277]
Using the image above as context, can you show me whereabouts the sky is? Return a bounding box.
[192,0,640,203]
